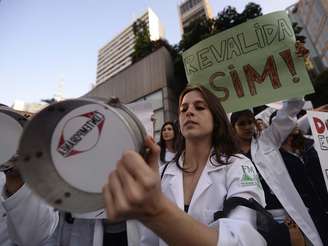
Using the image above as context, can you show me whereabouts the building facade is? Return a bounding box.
[287,0,328,73]
[178,0,213,33]
[96,8,165,85]
[86,47,178,140]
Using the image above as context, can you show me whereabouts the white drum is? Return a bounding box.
[0,107,27,171]
[16,98,147,213]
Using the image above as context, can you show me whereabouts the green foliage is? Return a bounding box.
[178,2,262,52]
[131,3,264,96]
[131,19,152,63]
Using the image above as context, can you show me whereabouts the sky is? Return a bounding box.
[0,0,298,106]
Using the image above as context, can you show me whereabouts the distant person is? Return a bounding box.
[103,85,266,246]
[158,121,177,165]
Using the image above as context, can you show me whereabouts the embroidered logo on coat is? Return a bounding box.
[240,165,261,188]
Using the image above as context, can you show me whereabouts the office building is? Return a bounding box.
[287,0,328,72]
[178,0,213,33]
[96,8,165,84]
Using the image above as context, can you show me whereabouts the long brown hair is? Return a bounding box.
[174,85,240,166]
[159,121,178,162]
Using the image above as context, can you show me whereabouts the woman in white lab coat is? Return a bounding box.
[158,121,177,165]
[230,100,323,246]
[103,85,266,246]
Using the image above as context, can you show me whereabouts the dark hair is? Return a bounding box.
[159,121,178,162]
[230,109,255,127]
[174,85,240,167]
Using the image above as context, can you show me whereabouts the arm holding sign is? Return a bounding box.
[262,98,305,147]
[298,104,328,134]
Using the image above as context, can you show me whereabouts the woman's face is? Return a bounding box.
[255,119,265,131]
[162,124,175,141]
[234,115,256,141]
[179,90,213,141]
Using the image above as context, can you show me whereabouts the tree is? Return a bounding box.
[178,2,262,52]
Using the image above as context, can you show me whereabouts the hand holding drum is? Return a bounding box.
[14,98,147,214]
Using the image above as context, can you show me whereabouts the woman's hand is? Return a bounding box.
[103,136,164,223]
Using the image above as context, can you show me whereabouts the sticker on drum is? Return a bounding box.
[51,103,137,193]
[0,110,24,166]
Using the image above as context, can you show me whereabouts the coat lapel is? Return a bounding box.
[164,164,184,210]
[163,153,225,210]
[189,166,213,207]
[190,163,225,208]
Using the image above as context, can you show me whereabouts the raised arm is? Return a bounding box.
[261,98,305,147]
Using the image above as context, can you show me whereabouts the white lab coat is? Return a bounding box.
[159,150,176,166]
[139,153,267,246]
[0,172,58,246]
[250,99,323,246]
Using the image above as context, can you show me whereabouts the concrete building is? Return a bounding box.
[87,47,178,140]
[287,0,328,73]
[178,0,213,34]
[96,8,165,85]
[12,100,47,114]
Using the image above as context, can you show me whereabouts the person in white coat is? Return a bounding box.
[0,167,58,246]
[230,100,324,246]
[158,121,177,165]
[102,85,266,246]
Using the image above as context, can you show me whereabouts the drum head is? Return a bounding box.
[0,110,24,165]
[16,98,145,213]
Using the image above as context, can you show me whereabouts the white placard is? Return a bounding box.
[307,111,328,192]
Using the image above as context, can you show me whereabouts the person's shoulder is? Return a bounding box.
[225,154,254,169]
[228,153,249,163]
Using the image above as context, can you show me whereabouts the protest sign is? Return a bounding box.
[307,111,328,192]
[182,11,314,112]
